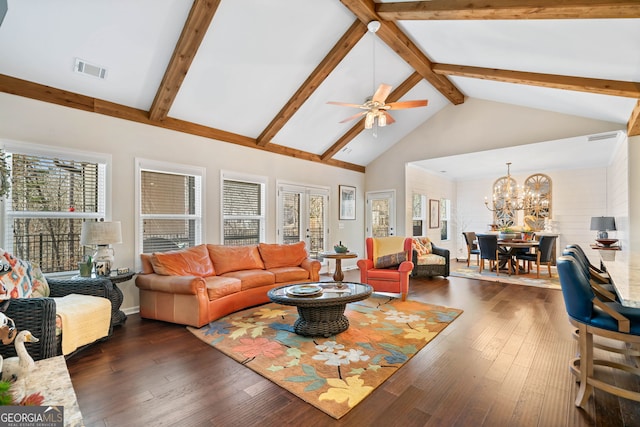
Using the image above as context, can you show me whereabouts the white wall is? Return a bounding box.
[366,98,624,235]
[405,164,456,254]
[0,93,366,312]
[629,135,640,253]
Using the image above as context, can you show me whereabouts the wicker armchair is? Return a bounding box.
[0,276,114,360]
[411,244,450,278]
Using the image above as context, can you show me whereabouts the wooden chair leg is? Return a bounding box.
[576,324,594,407]
[467,252,470,267]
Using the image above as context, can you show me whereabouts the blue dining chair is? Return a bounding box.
[477,234,512,276]
[556,256,640,408]
[515,235,557,278]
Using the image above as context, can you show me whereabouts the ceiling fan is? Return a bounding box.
[328,83,428,130]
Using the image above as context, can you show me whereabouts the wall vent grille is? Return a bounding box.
[74,58,107,80]
[588,132,618,142]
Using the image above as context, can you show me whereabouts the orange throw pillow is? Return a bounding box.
[258,242,308,269]
[151,244,215,277]
[207,244,265,275]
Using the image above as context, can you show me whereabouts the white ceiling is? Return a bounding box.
[0,1,638,168]
[411,131,624,181]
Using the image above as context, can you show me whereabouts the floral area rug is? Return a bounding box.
[187,296,462,419]
[450,262,561,289]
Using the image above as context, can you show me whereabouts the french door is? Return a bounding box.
[366,190,396,237]
[277,184,329,260]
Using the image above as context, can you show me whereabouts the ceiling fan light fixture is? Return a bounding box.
[364,112,375,129]
[377,111,387,127]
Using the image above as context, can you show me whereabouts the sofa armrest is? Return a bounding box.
[431,244,450,260]
[300,258,321,281]
[357,259,373,271]
[398,260,415,272]
[0,298,57,361]
[135,273,205,295]
[47,277,114,299]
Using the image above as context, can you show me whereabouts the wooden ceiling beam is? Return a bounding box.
[340,0,465,105]
[0,74,365,173]
[256,20,368,147]
[321,72,424,160]
[376,0,640,20]
[148,0,221,122]
[629,100,640,136]
[432,63,640,98]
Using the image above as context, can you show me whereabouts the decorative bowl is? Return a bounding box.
[334,245,349,253]
[596,238,618,247]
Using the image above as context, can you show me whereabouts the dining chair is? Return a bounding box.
[477,234,512,276]
[462,231,480,267]
[515,235,557,278]
[556,256,640,408]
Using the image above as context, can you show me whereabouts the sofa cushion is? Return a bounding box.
[150,244,215,277]
[268,266,311,283]
[0,250,34,299]
[258,242,308,269]
[207,245,265,275]
[374,251,407,269]
[30,264,50,298]
[416,254,446,266]
[221,270,275,291]
[412,237,432,256]
[204,276,242,300]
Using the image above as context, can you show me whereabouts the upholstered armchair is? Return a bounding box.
[357,237,414,301]
[411,237,450,278]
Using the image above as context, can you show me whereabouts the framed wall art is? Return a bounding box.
[429,199,440,229]
[339,185,356,220]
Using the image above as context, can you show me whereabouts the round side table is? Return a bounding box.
[321,252,358,281]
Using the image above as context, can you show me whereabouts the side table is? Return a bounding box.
[72,271,134,327]
[320,252,358,281]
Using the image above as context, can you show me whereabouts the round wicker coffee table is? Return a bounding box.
[267,282,372,337]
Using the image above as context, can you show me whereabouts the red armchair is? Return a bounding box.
[357,237,414,301]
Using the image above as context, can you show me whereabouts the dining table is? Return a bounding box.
[498,239,540,274]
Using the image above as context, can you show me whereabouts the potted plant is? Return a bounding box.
[498,226,518,241]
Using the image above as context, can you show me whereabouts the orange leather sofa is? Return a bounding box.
[135,242,321,327]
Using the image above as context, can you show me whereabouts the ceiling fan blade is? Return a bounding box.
[339,111,367,123]
[372,84,393,104]
[385,100,428,110]
[383,111,396,125]
[327,101,365,109]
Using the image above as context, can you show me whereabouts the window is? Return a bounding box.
[222,172,266,245]
[137,159,204,255]
[412,193,425,236]
[440,198,450,240]
[3,141,109,274]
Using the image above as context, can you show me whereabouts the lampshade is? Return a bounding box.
[80,221,122,246]
[590,216,616,231]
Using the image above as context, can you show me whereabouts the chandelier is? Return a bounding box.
[485,162,528,212]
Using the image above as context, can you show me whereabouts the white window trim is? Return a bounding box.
[135,158,206,270]
[221,170,267,244]
[1,139,112,275]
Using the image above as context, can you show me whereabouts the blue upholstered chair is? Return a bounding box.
[477,234,512,275]
[556,256,640,408]
[462,231,480,267]
[515,234,557,278]
[565,243,611,284]
[562,246,618,302]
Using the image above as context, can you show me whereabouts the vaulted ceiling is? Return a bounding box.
[1,0,639,173]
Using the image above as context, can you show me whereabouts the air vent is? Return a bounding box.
[74,58,107,80]
[588,132,618,142]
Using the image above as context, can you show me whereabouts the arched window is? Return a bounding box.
[523,174,552,231]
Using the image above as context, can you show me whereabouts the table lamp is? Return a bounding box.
[590,216,618,247]
[80,219,122,275]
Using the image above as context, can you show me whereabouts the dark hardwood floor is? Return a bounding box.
[67,267,640,426]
